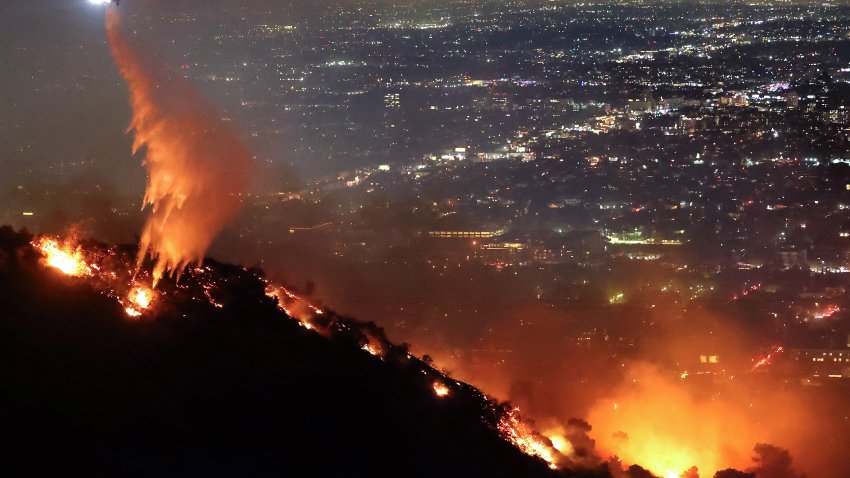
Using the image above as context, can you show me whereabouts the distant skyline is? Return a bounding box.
[3,0,842,192]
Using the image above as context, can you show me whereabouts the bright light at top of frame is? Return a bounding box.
[88,0,111,5]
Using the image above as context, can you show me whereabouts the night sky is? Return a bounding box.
[1,0,139,193]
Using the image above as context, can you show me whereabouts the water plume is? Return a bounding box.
[106,9,251,285]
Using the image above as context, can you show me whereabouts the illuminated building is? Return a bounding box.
[476,242,529,268]
[792,349,850,380]
[383,93,401,109]
[428,230,504,239]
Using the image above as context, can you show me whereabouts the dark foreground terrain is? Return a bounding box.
[0,227,615,478]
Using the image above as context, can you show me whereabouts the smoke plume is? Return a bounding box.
[106,9,251,284]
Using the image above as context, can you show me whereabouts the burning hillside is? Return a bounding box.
[0,227,617,477]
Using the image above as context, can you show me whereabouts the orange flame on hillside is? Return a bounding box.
[106,10,251,285]
[33,237,92,277]
[264,284,325,332]
[433,381,451,397]
[543,430,575,456]
[497,407,559,469]
[125,285,156,318]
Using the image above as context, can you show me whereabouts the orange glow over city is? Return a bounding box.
[586,362,789,477]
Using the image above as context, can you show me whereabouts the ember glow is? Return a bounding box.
[106,10,251,285]
[751,345,784,372]
[34,237,92,277]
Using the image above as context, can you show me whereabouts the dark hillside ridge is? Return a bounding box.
[0,227,611,478]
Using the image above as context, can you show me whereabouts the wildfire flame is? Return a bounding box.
[265,284,324,330]
[34,236,159,319]
[129,287,153,309]
[497,407,559,469]
[106,10,251,286]
[33,237,92,277]
[125,285,155,318]
[361,340,384,358]
[587,362,766,478]
[544,432,574,456]
[433,381,451,397]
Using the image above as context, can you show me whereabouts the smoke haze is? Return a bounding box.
[225,236,849,477]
